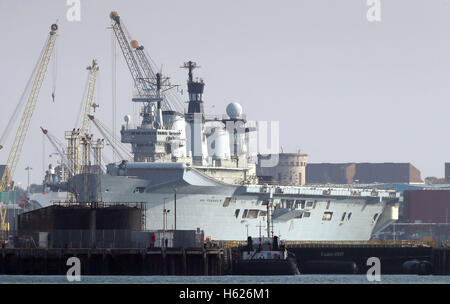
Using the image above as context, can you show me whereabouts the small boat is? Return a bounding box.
[236,236,300,275]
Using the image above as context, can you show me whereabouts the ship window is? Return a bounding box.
[133,187,146,193]
[242,209,248,218]
[300,200,306,209]
[313,201,317,209]
[348,212,352,220]
[248,210,259,219]
[326,201,331,210]
[288,200,295,209]
[306,201,313,207]
[295,213,303,219]
[223,197,231,207]
[322,212,333,221]
[341,212,347,221]
[303,212,311,218]
[234,209,240,218]
[373,213,379,222]
[260,211,267,217]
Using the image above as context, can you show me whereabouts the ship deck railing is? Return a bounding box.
[218,240,438,248]
[284,240,433,248]
[244,185,399,199]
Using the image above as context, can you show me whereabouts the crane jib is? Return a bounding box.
[110,14,174,111]
[0,24,58,237]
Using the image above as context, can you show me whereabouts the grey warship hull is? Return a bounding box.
[71,162,399,241]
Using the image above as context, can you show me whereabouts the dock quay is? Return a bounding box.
[0,247,227,276]
[285,241,434,275]
[1,241,450,276]
[225,240,450,275]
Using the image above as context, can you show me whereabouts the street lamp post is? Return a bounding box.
[163,199,165,247]
[173,188,177,231]
[25,167,33,192]
[165,210,171,231]
[162,197,170,248]
[393,222,396,241]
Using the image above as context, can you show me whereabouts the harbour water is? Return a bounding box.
[1,275,450,284]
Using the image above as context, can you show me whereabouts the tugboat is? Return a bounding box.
[236,236,300,275]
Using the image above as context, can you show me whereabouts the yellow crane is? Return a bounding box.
[71,60,99,175]
[79,60,99,138]
[0,24,59,239]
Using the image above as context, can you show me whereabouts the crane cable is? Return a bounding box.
[74,71,91,129]
[51,39,57,102]
[89,116,131,161]
[42,132,46,175]
[112,29,117,163]
[93,117,132,159]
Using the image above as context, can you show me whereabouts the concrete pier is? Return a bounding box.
[0,247,225,276]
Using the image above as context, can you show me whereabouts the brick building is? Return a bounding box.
[306,163,422,184]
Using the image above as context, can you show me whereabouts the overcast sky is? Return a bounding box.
[1,0,450,186]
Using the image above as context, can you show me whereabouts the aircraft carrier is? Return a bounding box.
[39,12,400,241]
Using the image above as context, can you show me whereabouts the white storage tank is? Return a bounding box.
[207,127,231,160]
[162,111,187,158]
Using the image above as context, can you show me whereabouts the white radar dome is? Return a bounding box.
[226,102,243,119]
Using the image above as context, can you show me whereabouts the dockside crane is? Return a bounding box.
[0,24,59,237]
[70,60,100,175]
[40,127,71,176]
[88,115,132,161]
[109,12,153,102]
[79,60,100,138]
[132,43,184,113]
[109,12,182,125]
